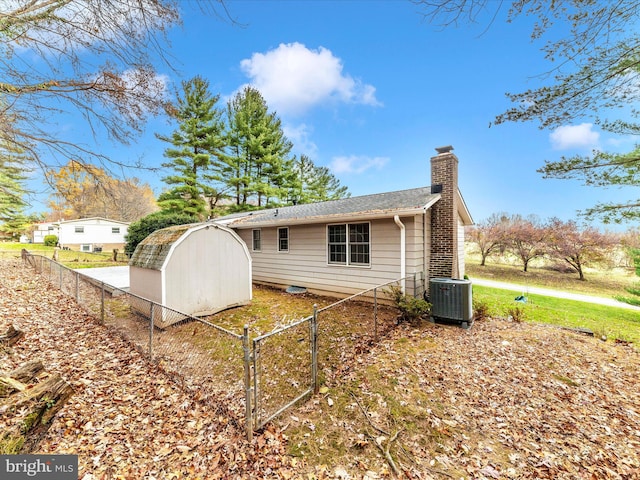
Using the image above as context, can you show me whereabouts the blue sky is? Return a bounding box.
[29,1,638,229]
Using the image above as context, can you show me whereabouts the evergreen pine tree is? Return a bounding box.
[157,76,226,219]
[291,155,349,204]
[222,87,294,210]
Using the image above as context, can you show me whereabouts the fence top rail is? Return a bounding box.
[253,314,314,343]
[315,275,414,314]
[23,253,243,340]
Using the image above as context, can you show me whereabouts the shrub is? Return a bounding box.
[125,211,199,255]
[505,305,526,323]
[473,298,491,321]
[386,285,431,325]
[43,235,58,247]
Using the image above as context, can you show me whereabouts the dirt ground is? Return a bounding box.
[1,258,639,479]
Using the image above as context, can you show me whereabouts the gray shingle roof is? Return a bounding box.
[216,187,439,227]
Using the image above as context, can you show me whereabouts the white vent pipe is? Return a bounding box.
[394,215,406,293]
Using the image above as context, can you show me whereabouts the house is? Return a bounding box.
[215,146,473,298]
[128,222,252,326]
[32,217,129,252]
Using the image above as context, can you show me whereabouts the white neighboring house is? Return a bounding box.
[32,217,130,252]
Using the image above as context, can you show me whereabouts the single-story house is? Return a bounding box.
[214,145,473,299]
[32,217,129,252]
[128,222,252,326]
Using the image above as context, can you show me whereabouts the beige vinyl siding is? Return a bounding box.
[236,215,430,298]
[457,215,466,278]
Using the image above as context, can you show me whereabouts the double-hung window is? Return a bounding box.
[328,223,370,266]
[278,227,289,252]
[252,229,261,251]
[75,226,84,233]
[112,227,120,234]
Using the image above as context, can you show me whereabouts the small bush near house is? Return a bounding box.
[386,284,431,324]
[506,305,526,323]
[43,235,58,247]
[473,298,491,320]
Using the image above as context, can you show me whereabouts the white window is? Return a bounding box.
[112,227,120,234]
[75,226,84,233]
[47,226,54,231]
[252,229,261,251]
[81,244,91,252]
[278,227,289,252]
[328,223,370,266]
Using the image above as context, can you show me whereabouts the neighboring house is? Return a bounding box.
[215,146,473,299]
[32,217,130,252]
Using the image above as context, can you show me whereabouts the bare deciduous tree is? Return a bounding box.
[466,212,509,266]
[546,219,616,281]
[0,1,226,173]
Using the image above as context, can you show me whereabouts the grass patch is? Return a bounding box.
[1,242,125,268]
[466,255,635,298]
[474,285,640,344]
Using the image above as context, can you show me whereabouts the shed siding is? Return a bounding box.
[129,266,162,304]
[165,226,251,316]
[237,216,428,298]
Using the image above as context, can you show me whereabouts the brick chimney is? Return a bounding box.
[429,145,460,280]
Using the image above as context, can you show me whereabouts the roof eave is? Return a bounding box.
[226,197,440,229]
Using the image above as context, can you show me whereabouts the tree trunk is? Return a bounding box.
[0,361,74,453]
[0,325,24,346]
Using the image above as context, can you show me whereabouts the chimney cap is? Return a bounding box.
[435,145,454,154]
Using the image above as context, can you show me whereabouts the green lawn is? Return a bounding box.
[0,242,125,267]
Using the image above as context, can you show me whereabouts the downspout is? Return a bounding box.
[394,215,406,293]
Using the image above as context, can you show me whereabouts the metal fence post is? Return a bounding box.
[374,288,378,343]
[149,303,155,360]
[242,324,253,441]
[100,281,105,324]
[75,271,80,301]
[311,304,319,395]
[59,264,63,290]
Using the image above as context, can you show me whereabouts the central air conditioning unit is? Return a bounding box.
[429,278,474,329]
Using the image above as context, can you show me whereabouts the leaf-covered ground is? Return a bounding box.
[0,259,300,479]
[1,258,639,479]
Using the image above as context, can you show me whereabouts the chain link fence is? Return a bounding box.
[20,252,422,439]
[249,275,423,432]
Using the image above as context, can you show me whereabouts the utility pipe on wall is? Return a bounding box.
[394,215,406,293]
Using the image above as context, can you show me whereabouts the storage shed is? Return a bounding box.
[129,222,252,327]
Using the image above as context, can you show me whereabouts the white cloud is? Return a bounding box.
[550,123,600,150]
[240,42,381,116]
[283,123,318,158]
[330,155,389,174]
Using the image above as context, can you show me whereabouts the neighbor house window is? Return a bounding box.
[252,229,261,251]
[81,244,91,252]
[278,227,289,252]
[328,223,370,266]
[112,227,120,234]
[75,226,84,233]
[47,226,54,231]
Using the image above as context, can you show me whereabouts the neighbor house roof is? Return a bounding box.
[214,186,473,229]
[48,217,130,226]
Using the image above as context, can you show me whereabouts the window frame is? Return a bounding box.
[111,227,120,234]
[252,229,262,252]
[277,227,289,253]
[74,226,84,233]
[327,222,371,267]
